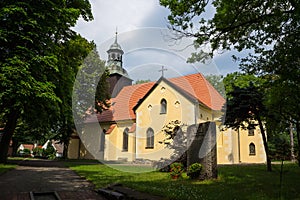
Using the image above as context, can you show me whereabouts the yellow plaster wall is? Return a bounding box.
[135,80,199,161]
[104,121,136,162]
[217,127,266,164]
[217,128,240,164]
[104,125,118,161]
[78,122,106,160]
[239,127,266,163]
[68,137,79,159]
[197,106,214,123]
[72,80,266,165]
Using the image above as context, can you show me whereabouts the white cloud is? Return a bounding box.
[74,0,160,44]
[74,0,240,78]
[98,28,222,81]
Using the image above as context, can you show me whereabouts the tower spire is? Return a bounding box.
[114,27,118,43]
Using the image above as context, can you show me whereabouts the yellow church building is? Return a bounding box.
[68,33,266,165]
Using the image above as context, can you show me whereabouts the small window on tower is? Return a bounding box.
[249,143,256,155]
[248,125,255,136]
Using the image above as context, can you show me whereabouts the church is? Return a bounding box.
[67,32,266,165]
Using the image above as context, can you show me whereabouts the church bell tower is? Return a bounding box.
[106,31,132,97]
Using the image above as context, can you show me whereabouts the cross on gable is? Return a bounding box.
[159,66,167,77]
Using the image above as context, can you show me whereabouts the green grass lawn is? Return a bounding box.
[66,162,300,200]
[0,164,16,175]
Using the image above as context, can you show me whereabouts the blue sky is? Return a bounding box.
[73,0,241,82]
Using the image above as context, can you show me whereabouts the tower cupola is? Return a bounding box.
[106,31,129,78]
[106,30,132,97]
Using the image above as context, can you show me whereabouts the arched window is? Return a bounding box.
[123,128,129,151]
[249,143,256,155]
[160,99,167,114]
[146,128,154,149]
[248,125,255,136]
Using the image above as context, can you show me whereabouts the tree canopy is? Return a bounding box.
[0,0,94,163]
[160,0,299,62]
[223,80,272,171]
[204,74,225,98]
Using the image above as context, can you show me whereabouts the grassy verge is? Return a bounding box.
[66,162,300,200]
[0,164,16,175]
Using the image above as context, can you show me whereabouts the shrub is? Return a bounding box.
[33,147,45,157]
[187,163,202,179]
[44,142,56,160]
[18,148,32,157]
[170,162,184,179]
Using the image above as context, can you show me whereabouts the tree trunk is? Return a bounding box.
[295,122,300,167]
[0,109,19,163]
[257,117,272,172]
[289,121,295,162]
[63,139,69,159]
[12,137,19,157]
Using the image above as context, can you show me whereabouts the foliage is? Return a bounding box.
[49,36,97,158]
[0,0,97,163]
[161,120,182,141]
[18,148,31,157]
[73,48,110,124]
[170,162,184,178]
[224,83,264,129]
[222,72,264,97]
[44,142,56,160]
[263,67,300,165]
[187,162,202,179]
[160,0,299,63]
[160,120,188,167]
[67,162,300,200]
[204,74,225,98]
[134,79,151,84]
[32,147,44,157]
[269,133,291,161]
[223,82,272,171]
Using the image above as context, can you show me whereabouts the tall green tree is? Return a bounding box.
[204,74,225,98]
[223,72,264,94]
[72,48,110,124]
[0,0,93,163]
[134,79,151,85]
[224,83,272,171]
[49,36,104,158]
[264,74,300,165]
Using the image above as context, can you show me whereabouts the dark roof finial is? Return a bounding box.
[159,66,168,77]
[115,27,118,43]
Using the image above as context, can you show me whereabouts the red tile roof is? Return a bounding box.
[105,124,117,134]
[128,123,136,133]
[21,144,34,151]
[86,73,225,123]
[168,73,225,110]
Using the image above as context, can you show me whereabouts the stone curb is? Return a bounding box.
[96,183,167,200]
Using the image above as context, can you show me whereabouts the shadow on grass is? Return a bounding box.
[0,164,16,175]
[67,162,300,200]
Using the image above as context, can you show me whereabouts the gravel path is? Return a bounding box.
[0,159,106,200]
